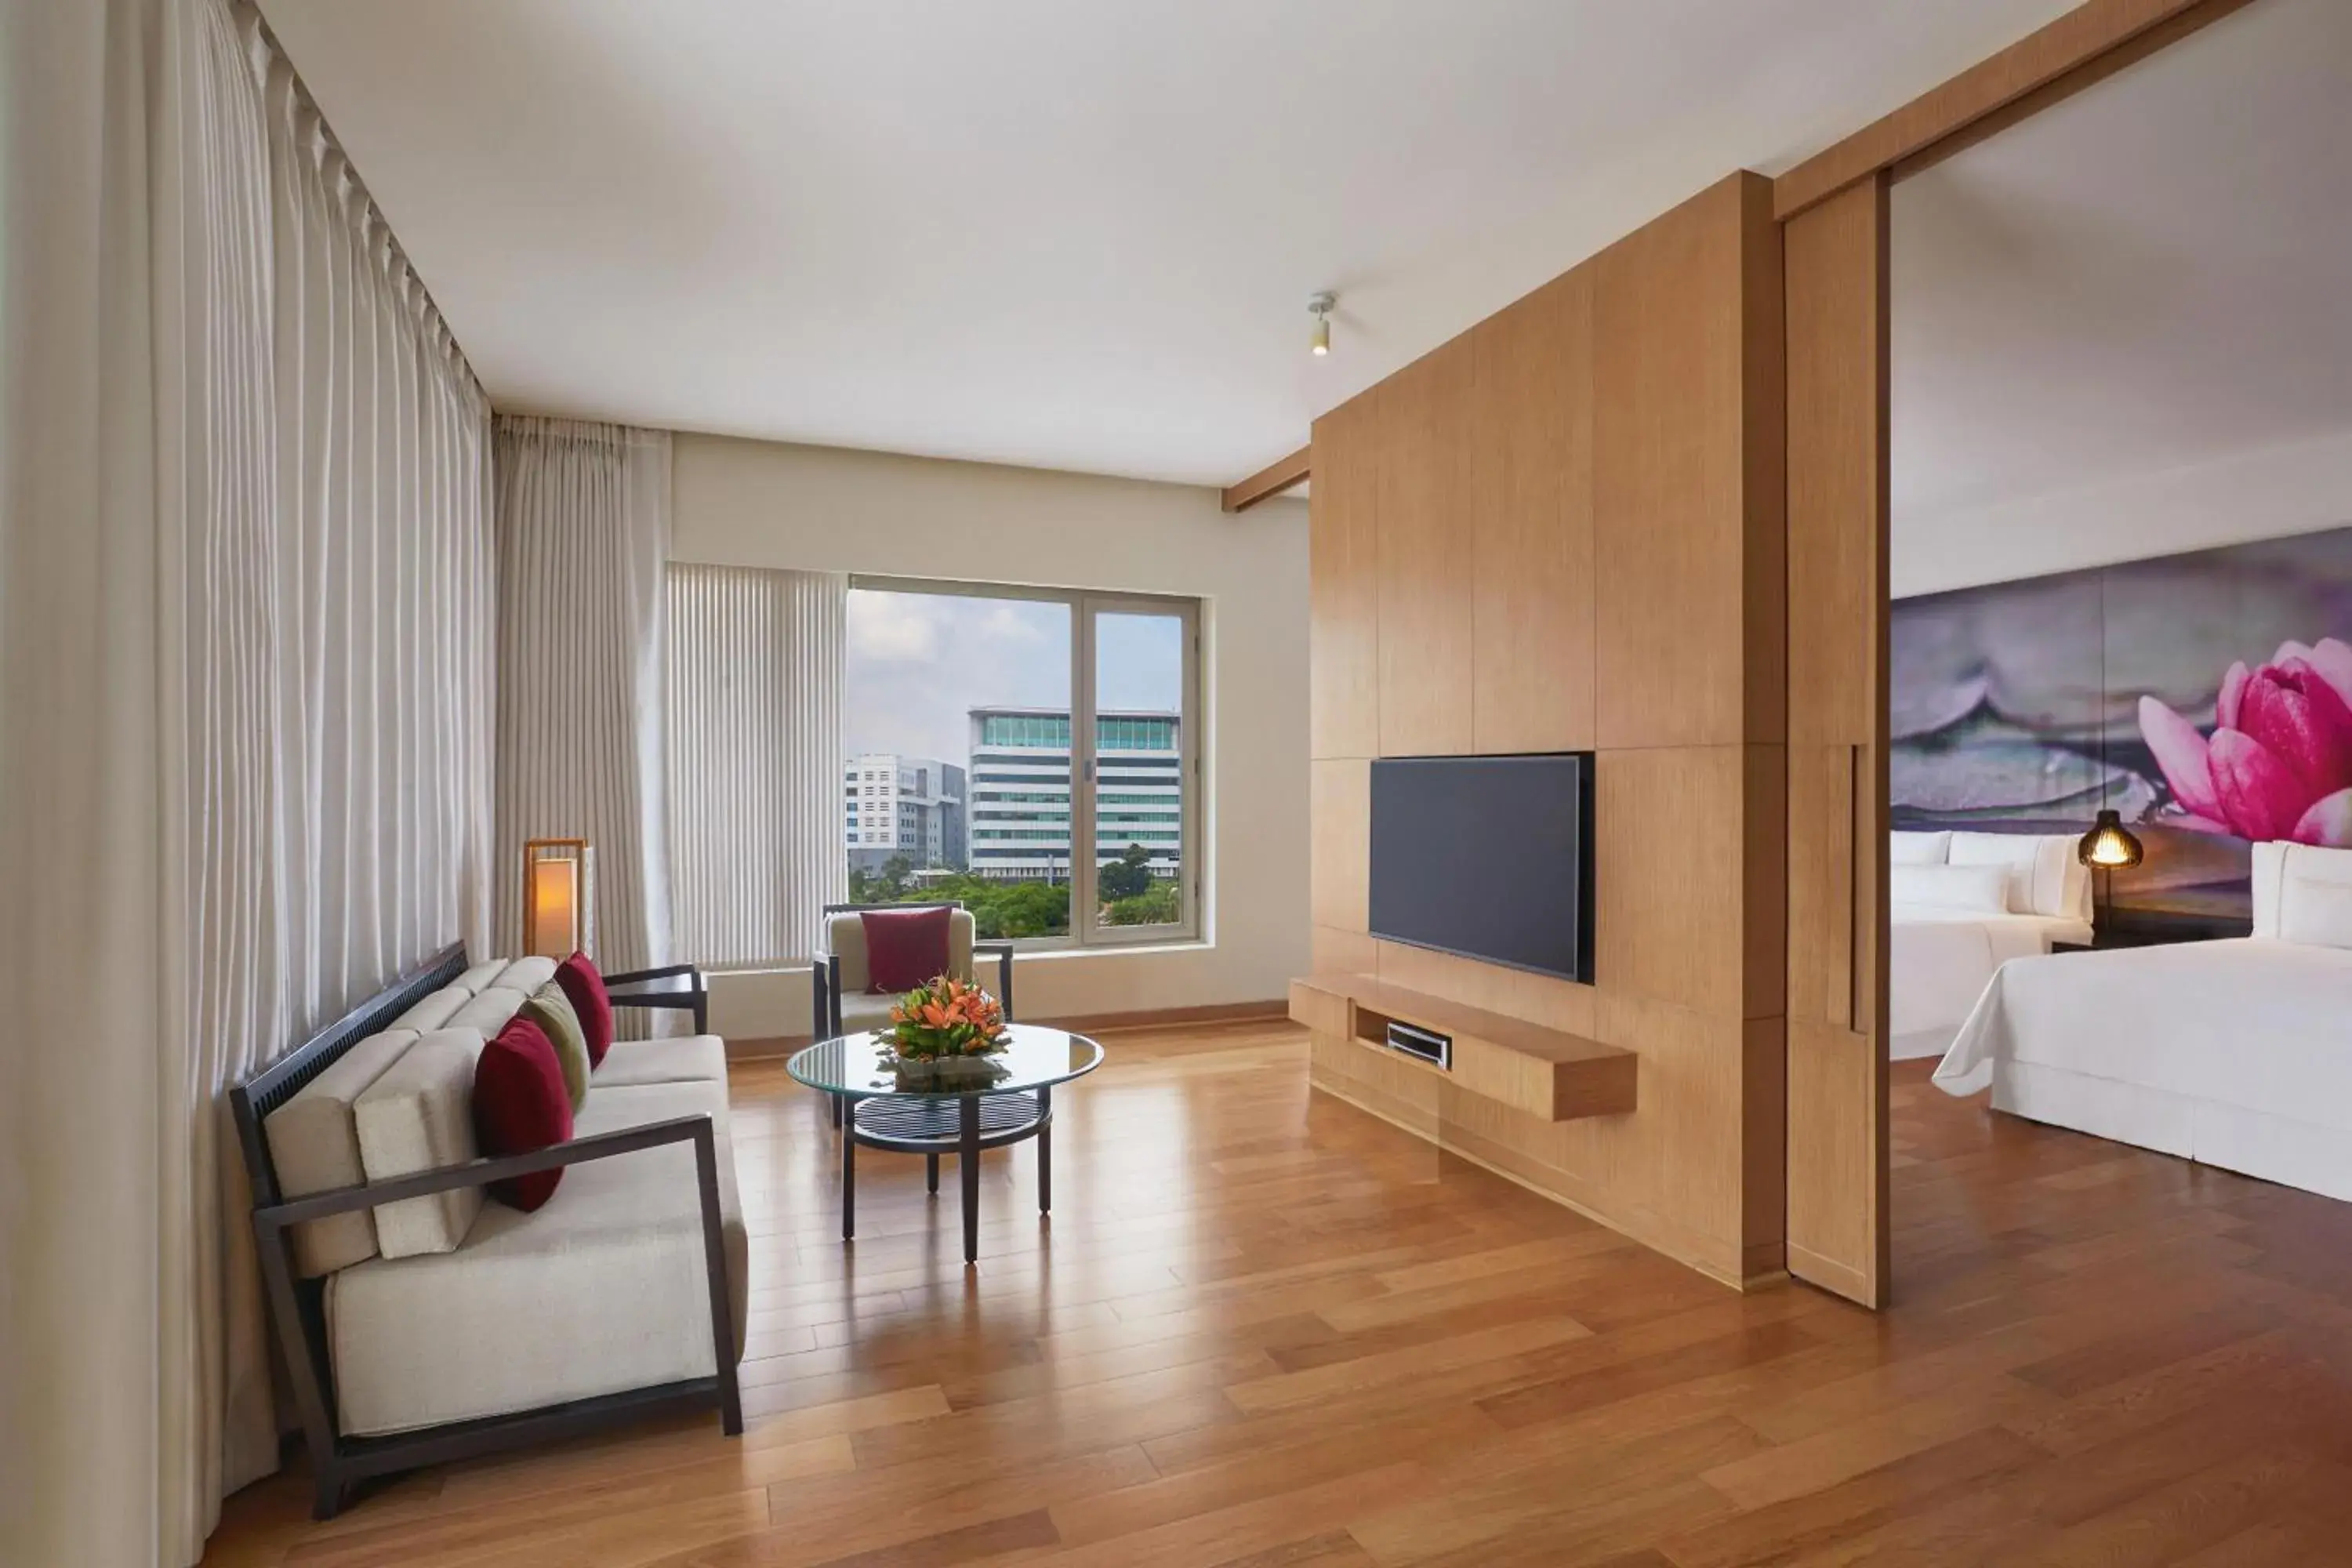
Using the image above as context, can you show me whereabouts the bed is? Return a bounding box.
[1888,830,2092,1060]
[1935,841,2352,1202]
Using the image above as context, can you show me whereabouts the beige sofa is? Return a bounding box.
[231,946,742,1519]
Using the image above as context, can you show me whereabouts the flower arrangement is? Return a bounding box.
[879,976,1009,1062]
[2141,637,2352,846]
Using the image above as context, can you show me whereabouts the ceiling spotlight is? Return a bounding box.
[1308,292,1335,356]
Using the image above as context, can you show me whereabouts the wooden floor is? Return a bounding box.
[206,1019,2352,1567]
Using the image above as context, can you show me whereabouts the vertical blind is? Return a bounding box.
[667,564,848,967]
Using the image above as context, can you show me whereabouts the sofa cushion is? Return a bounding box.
[837,990,898,1038]
[455,960,512,996]
[473,1018,574,1212]
[555,951,615,1066]
[394,985,470,1033]
[592,1033,728,1088]
[263,1027,418,1276]
[354,1029,486,1259]
[446,985,528,1040]
[520,981,592,1111]
[325,1077,746,1437]
[497,955,560,994]
[862,906,953,993]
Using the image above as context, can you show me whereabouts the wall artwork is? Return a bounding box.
[1893,524,2352,921]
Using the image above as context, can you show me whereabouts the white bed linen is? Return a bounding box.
[1889,908,2090,1060]
[1934,938,2352,1201]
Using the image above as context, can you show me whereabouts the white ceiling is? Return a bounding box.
[1893,0,2352,527]
[258,0,2078,487]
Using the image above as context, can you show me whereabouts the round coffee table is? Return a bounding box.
[786,1023,1104,1265]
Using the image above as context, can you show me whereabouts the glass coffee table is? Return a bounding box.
[786,1023,1104,1265]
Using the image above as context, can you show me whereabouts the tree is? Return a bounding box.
[1097,843,1154,902]
[877,854,913,900]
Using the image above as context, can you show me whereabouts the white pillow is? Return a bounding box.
[1948,831,2085,919]
[1890,862,2012,913]
[1891,831,1952,866]
[2253,841,2352,949]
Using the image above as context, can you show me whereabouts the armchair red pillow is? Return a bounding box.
[862,906,953,993]
[472,1016,575,1211]
[554,950,614,1065]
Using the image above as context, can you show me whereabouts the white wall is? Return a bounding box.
[1894,426,2352,599]
[668,432,1310,1038]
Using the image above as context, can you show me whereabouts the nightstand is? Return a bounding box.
[2053,910,2252,953]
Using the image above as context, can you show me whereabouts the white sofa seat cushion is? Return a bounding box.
[325,1078,746,1437]
[353,1028,488,1259]
[263,1028,418,1277]
[592,1033,729,1088]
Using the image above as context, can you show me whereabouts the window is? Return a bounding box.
[844,579,1200,946]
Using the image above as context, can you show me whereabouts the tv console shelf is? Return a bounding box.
[1288,973,1637,1123]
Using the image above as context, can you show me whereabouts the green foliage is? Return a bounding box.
[1102,880,1179,927]
[848,855,1177,938]
[1096,843,1155,902]
[847,871,1070,940]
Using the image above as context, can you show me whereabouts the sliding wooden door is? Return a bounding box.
[1784,174,1891,1307]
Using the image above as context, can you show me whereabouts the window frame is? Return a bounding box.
[849,575,1203,950]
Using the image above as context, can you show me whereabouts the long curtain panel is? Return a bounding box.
[0,2,495,1561]
[667,564,849,967]
[494,418,673,980]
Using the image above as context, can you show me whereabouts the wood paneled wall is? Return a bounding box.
[1307,173,1790,1290]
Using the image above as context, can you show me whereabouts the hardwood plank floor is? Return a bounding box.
[205,1022,2352,1567]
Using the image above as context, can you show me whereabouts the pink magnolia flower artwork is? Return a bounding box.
[2140,637,2352,847]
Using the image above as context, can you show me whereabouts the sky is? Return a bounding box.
[844,588,1182,769]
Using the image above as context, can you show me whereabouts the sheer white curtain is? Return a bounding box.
[0,2,494,1561]
[667,564,849,967]
[494,417,673,980]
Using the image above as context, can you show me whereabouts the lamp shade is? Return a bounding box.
[521,838,594,958]
[2077,808,2143,869]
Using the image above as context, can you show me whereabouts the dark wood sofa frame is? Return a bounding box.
[226,942,738,1519]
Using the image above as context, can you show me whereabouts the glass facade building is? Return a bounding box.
[966,706,1181,880]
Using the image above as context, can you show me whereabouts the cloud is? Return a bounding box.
[848,592,938,662]
[978,602,1048,642]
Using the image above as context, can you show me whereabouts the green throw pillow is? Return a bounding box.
[521,981,591,1112]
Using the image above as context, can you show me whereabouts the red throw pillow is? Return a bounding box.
[862,906,953,994]
[472,1017,574,1211]
[555,950,615,1065]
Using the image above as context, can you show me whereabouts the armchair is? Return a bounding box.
[810,902,1015,1042]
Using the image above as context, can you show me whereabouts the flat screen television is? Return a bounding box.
[1367,753,1595,983]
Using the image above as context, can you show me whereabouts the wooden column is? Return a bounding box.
[1783,174,1891,1307]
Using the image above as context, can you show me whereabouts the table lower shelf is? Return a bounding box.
[851,1089,1047,1153]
